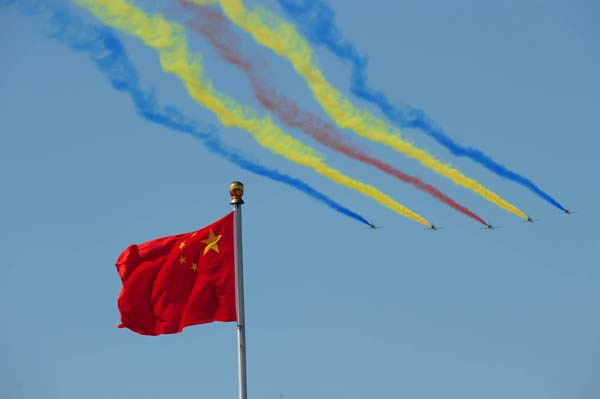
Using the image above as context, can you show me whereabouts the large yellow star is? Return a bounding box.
[201,229,222,255]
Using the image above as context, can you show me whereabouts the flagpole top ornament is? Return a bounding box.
[229,181,244,205]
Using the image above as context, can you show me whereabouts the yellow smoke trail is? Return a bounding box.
[75,0,432,226]
[200,0,527,220]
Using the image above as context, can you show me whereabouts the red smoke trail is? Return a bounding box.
[181,1,488,226]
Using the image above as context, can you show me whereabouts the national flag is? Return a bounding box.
[115,212,236,335]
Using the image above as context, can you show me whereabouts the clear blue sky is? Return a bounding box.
[1,0,599,398]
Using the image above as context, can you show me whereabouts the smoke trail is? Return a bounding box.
[1,0,371,226]
[75,0,433,227]
[198,0,529,220]
[276,0,566,212]
[181,1,488,226]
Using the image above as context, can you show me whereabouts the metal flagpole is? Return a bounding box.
[230,181,247,399]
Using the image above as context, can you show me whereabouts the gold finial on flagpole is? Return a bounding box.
[230,181,244,205]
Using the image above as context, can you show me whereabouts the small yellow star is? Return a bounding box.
[190,262,198,272]
[191,232,197,237]
[201,229,222,255]
[178,255,186,264]
[179,241,186,250]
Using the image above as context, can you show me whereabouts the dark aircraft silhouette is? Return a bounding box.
[366,223,383,230]
[483,224,499,230]
[429,224,442,231]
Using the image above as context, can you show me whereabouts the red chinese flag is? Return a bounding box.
[115,212,236,335]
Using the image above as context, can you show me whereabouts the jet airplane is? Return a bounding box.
[366,223,383,230]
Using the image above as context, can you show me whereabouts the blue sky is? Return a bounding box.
[1,0,599,398]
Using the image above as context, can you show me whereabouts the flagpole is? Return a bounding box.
[230,181,247,399]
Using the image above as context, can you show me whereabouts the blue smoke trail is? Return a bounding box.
[1,0,371,226]
[276,0,566,212]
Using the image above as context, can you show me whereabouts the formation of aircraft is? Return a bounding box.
[366,209,575,231]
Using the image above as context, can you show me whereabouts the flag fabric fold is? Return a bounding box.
[116,212,236,335]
